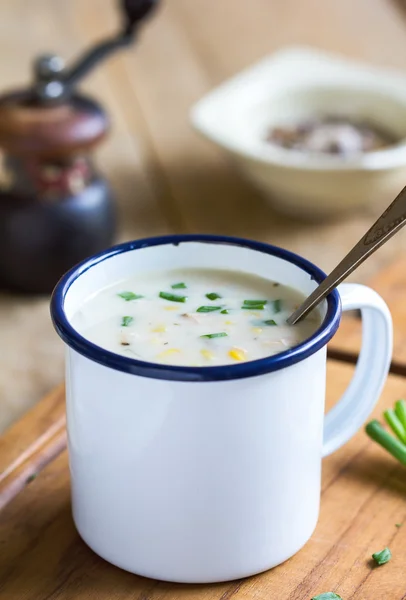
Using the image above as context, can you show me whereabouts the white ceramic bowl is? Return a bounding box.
[190,47,406,219]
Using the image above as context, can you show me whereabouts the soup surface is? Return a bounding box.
[72,268,322,367]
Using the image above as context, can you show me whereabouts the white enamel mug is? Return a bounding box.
[51,235,392,583]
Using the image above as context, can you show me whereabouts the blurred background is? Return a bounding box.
[2,0,406,432]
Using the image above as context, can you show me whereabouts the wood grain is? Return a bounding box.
[1,362,405,599]
[0,384,65,511]
[2,0,406,596]
[330,257,406,372]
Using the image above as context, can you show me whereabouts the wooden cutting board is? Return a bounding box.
[1,260,406,599]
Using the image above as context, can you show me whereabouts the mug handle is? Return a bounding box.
[322,282,393,457]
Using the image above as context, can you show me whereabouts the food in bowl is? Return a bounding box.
[267,115,397,157]
[72,268,321,366]
[191,47,406,218]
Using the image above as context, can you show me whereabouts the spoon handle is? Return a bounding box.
[287,185,406,325]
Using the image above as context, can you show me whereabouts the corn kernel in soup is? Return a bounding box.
[72,269,322,367]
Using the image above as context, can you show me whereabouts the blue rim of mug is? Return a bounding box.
[51,234,341,382]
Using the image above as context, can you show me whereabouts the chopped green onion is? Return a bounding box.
[396,523,403,528]
[242,306,265,310]
[196,306,222,313]
[121,316,134,327]
[272,299,281,313]
[206,292,222,301]
[312,594,342,600]
[365,420,406,466]
[394,399,406,430]
[200,332,228,339]
[264,319,277,326]
[118,291,143,301]
[372,547,392,565]
[241,304,266,310]
[171,282,187,289]
[159,291,187,303]
[243,299,267,306]
[220,309,229,314]
[384,409,406,443]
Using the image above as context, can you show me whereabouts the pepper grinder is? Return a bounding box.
[0,0,159,294]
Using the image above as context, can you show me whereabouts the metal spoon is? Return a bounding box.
[287,185,406,325]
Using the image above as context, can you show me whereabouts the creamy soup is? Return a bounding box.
[72,268,322,367]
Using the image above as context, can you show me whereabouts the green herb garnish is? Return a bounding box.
[206,292,221,301]
[159,291,187,303]
[200,332,228,339]
[365,420,406,466]
[272,299,281,313]
[372,547,392,565]
[242,305,266,310]
[396,523,403,528]
[243,299,267,306]
[220,309,229,314]
[242,299,267,310]
[264,319,277,326]
[118,291,143,301]
[366,398,406,465]
[26,473,37,484]
[171,282,187,289]
[196,306,222,313]
[312,594,342,600]
[121,316,134,327]
[384,409,406,443]
[394,399,406,430]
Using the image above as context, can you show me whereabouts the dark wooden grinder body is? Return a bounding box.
[0,0,159,294]
[0,92,115,293]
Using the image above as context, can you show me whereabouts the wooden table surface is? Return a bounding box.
[3,0,406,432]
[2,1,406,598]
